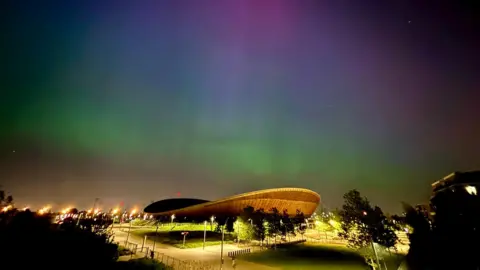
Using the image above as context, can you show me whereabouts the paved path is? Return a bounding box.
[113,229,277,270]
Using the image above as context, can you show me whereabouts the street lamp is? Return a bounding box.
[152,222,159,252]
[203,220,207,250]
[171,214,175,224]
[220,217,229,270]
[210,215,215,231]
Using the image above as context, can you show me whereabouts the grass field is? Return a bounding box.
[242,243,369,270]
[131,225,234,249]
[241,243,405,270]
[128,223,211,232]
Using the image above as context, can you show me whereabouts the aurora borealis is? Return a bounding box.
[1,1,479,212]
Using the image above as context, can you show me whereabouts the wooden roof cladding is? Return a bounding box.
[153,187,320,217]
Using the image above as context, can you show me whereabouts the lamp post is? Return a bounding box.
[125,220,133,245]
[152,222,159,252]
[203,220,207,250]
[171,214,175,224]
[220,217,230,270]
[210,215,215,231]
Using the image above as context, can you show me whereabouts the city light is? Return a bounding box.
[87,209,92,214]
[94,208,100,214]
[112,208,119,214]
[2,205,12,212]
[38,206,50,215]
[130,209,137,215]
[465,185,477,195]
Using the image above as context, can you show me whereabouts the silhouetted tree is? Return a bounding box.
[339,190,398,268]
[0,189,13,207]
[291,209,307,237]
[252,208,268,244]
[280,209,295,238]
[0,209,118,269]
[402,203,432,270]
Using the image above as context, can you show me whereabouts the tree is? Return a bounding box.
[268,207,282,236]
[1,210,118,269]
[292,209,307,237]
[339,190,398,268]
[233,216,255,242]
[0,189,13,207]
[280,209,295,238]
[252,208,268,244]
[402,203,432,270]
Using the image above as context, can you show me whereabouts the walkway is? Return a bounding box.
[113,228,277,270]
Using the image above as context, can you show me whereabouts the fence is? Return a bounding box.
[228,248,251,257]
[119,241,220,270]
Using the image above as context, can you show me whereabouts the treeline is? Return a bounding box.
[233,206,307,245]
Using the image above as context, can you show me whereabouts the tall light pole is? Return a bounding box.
[92,198,99,214]
[203,220,207,250]
[210,215,215,231]
[152,222,159,252]
[220,217,229,270]
[171,214,175,224]
[125,220,133,245]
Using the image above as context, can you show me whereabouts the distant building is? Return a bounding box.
[144,188,321,220]
[431,171,480,196]
[430,170,480,225]
[429,171,480,268]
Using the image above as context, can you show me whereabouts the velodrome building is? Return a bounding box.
[144,188,320,219]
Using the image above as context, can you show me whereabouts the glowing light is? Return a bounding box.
[210,216,215,222]
[2,205,12,212]
[87,209,92,214]
[131,209,137,215]
[94,208,100,214]
[465,185,477,195]
[112,208,119,214]
[38,206,50,215]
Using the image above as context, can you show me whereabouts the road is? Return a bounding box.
[113,228,277,270]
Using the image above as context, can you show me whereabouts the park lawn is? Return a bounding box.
[132,229,234,249]
[130,223,209,232]
[241,243,370,270]
[116,258,173,270]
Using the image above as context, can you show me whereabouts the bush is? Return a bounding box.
[0,210,119,269]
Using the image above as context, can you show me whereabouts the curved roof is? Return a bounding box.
[143,198,209,213]
[144,187,320,217]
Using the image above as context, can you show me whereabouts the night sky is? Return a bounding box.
[1,1,479,212]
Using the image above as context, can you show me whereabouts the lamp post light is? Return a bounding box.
[210,215,215,231]
[152,222,159,252]
[220,217,230,270]
[171,214,175,224]
[125,219,133,245]
[203,220,207,250]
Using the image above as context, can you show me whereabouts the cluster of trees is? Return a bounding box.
[337,190,398,269]
[233,206,307,245]
[404,185,480,270]
[0,191,165,270]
